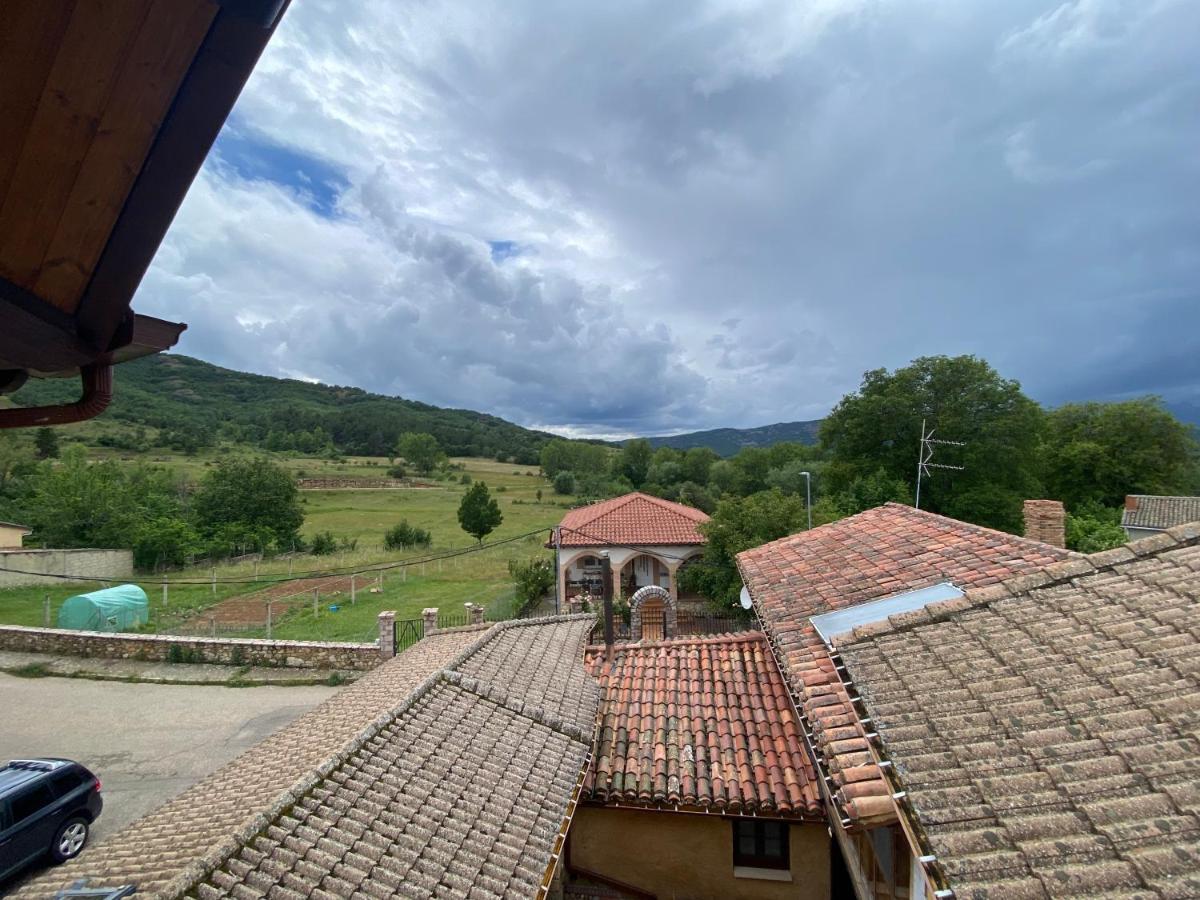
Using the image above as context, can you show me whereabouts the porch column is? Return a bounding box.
[666,560,681,605]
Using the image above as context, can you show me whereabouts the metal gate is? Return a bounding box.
[394,618,423,653]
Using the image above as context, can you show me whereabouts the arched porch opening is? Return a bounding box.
[618,553,671,599]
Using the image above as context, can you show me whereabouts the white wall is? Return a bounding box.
[0,549,134,588]
[1123,526,1162,543]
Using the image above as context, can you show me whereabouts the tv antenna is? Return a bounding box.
[914,418,964,509]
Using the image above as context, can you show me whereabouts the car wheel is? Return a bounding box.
[51,817,89,863]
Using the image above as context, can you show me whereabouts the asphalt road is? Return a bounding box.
[0,674,338,846]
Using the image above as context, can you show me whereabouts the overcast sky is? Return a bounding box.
[137,0,1200,438]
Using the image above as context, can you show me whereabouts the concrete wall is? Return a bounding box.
[0,549,133,588]
[570,806,830,900]
[0,624,381,670]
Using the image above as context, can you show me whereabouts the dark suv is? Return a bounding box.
[0,759,103,882]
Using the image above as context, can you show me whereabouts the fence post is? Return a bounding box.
[210,617,216,637]
[254,560,259,582]
[43,594,50,627]
[401,566,406,583]
[313,590,319,618]
[266,601,273,640]
[289,555,294,576]
[467,602,484,626]
[211,567,217,596]
[351,574,357,604]
[422,607,439,634]
[162,576,168,608]
[378,610,396,660]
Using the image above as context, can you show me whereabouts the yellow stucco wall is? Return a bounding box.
[0,525,28,548]
[570,806,830,900]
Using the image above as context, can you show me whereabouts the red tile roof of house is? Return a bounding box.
[555,492,709,547]
[585,632,823,818]
[736,502,1077,829]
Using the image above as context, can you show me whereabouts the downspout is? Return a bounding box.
[0,363,113,428]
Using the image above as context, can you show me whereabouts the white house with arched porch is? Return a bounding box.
[549,492,709,611]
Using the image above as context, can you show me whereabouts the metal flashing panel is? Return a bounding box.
[810,581,964,644]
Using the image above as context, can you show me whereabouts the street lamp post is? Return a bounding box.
[800,471,812,530]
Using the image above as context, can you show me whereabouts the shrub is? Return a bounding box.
[387,464,406,479]
[509,557,555,609]
[460,473,472,485]
[496,485,507,493]
[384,520,432,551]
[310,531,337,555]
[552,471,576,495]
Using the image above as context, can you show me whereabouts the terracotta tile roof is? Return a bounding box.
[555,492,709,547]
[1122,494,1200,531]
[736,503,1077,829]
[18,617,600,900]
[585,632,823,818]
[836,525,1200,899]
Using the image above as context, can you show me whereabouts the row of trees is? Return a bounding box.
[0,440,306,571]
[667,356,1200,611]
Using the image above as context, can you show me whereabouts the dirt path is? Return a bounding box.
[205,573,372,626]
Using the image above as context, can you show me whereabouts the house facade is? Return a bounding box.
[568,632,835,898]
[551,493,709,633]
[1121,494,1200,542]
[0,521,31,549]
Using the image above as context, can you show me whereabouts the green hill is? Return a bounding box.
[8,354,555,462]
[639,420,822,456]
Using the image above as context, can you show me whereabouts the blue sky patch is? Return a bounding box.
[213,127,349,218]
[489,240,520,263]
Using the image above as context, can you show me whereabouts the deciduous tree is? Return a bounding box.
[457,482,503,543]
[396,432,445,475]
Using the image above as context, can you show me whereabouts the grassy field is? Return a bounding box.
[0,455,575,641]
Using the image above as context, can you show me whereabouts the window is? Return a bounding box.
[9,784,54,824]
[732,819,790,870]
[50,768,86,798]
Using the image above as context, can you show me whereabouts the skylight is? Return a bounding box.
[810,582,964,644]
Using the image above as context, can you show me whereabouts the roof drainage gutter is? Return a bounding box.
[0,363,113,428]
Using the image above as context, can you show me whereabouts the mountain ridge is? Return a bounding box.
[635,420,822,456]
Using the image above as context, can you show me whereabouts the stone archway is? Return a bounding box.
[630,584,677,642]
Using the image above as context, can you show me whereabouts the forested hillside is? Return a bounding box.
[8,354,556,461]
[640,420,821,456]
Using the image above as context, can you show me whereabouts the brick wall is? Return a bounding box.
[0,549,133,588]
[1023,499,1066,549]
[0,624,382,670]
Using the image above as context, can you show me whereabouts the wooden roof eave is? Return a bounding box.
[0,0,292,424]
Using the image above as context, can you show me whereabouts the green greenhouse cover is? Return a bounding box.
[58,584,149,633]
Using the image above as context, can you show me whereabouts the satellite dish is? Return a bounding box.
[739,586,753,611]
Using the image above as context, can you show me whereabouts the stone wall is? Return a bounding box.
[0,624,381,670]
[0,549,133,588]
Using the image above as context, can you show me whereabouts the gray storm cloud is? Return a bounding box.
[134,0,1200,436]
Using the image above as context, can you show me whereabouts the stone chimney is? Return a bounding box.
[1125,495,1139,512]
[1023,500,1066,548]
